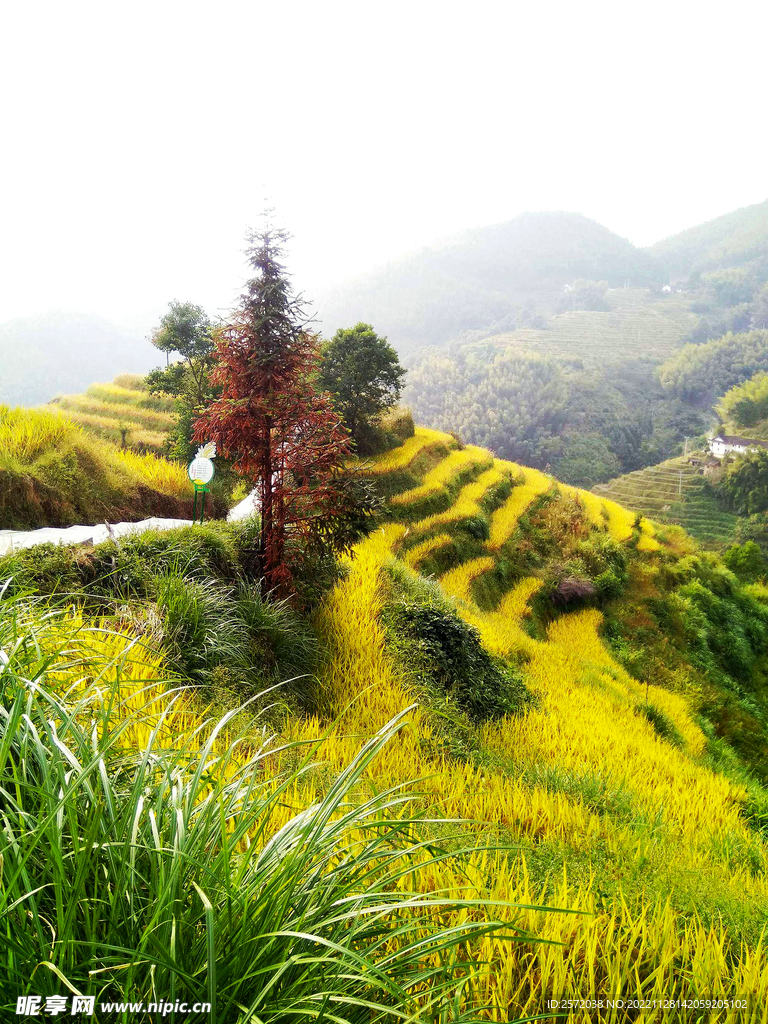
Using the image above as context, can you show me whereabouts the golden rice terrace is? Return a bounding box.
[301,426,767,1020]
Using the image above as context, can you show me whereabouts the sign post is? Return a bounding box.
[188,443,216,525]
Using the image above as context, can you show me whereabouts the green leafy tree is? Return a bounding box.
[318,323,406,451]
[723,540,767,582]
[752,283,768,329]
[703,267,755,307]
[658,330,768,402]
[717,371,768,428]
[735,513,768,556]
[150,301,216,409]
[716,448,768,515]
[553,432,620,488]
[147,301,218,463]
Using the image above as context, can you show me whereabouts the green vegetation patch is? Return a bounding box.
[383,574,531,725]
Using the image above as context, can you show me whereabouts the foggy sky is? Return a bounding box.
[2,0,767,336]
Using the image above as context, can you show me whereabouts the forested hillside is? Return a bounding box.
[650,198,768,279]
[4,425,767,1017]
[658,330,768,404]
[399,200,768,491]
[404,288,706,485]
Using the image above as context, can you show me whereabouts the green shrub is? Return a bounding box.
[380,406,415,441]
[595,568,623,600]
[723,540,767,582]
[454,513,490,542]
[154,572,319,700]
[384,599,530,722]
[155,572,243,679]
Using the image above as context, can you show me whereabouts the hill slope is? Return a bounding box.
[3,426,768,1016]
[0,405,223,529]
[404,288,706,484]
[650,198,768,279]
[44,373,175,452]
[348,430,768,1011]
[592,454,740,548]
[455,286,696,363]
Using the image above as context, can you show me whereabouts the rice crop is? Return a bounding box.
[309,508,768,1017]
[54,394,175,428]
[603,497,636,542]
[0,404,79,461]
[7,426,768,1018]
[592,456,739,549]
[392,446,494,506]
[410,465,507,531]
[367,426,453,474]
[53,409,168,449]
[41,376,176,454]
[403,532,454,567]
[112,372,148,389]
[114,447,189,496]
[0,595,541,1019]
[487,464,552,549]
[440,555,496,602]
[637,517,661,551]
[84,381,174,411]
[559,483,609,529]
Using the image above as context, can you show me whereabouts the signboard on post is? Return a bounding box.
[188,457,215,485]
[189,442,217,524]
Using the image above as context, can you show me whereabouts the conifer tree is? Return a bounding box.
[194,227,354,595]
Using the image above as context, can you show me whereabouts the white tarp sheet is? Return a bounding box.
[0,518,194,557]
[227,489,258,522]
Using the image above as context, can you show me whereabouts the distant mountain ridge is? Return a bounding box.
[0,311,157,407]
[316,211,662,354]
[4,199,767,407]
[316,202,768,356]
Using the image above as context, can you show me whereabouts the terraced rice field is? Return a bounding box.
[481,288,696,365]
[43,374,175,452]
[386,440,660,565]
[593,456,739,547]
[344,437,768,1016]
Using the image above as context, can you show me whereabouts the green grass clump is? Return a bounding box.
[384,592,530,723]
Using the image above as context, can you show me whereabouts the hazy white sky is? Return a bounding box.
[2,0,767,335]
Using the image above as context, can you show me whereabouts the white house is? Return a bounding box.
[709,434,768,458]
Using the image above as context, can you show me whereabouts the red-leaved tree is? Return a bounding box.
[193,227,354,595]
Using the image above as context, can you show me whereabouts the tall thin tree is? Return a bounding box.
[194,227,353,594]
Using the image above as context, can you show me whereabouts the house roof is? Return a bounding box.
[711,434,768,449]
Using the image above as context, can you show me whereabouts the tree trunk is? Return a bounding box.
[260,424,273,596]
